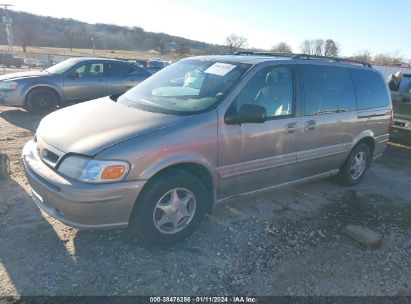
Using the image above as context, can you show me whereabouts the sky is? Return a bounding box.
[8,0,411,57]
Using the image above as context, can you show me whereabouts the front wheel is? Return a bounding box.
[26,88,59,114]
[129,169,208,245]
[340,143,371,186]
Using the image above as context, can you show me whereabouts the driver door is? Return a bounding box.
[63,62,108,102]
[217,65,302,199]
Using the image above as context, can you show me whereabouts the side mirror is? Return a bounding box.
[225,104,267,124]
[68,71,80,79]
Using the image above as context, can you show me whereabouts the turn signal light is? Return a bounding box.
[101,165,126,180]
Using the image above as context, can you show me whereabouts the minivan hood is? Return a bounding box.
[0,70,49,81]
[36,97,186,155]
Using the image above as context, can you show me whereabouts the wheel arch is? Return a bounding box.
[24,85,63,106]
[137,161,217,214]
[351,131,376,156]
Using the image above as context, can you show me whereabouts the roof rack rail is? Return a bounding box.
[234,51,293,58]
[233,51,372,68]
[292,54,372,68]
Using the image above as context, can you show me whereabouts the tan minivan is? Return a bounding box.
[22,53,392,244]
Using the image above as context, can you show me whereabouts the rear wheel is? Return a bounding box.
[0,154,10,180]
[129,169,208,245]
[340,143,371,186]
[26,88,59,114]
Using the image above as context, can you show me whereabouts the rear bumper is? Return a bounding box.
[22,139,146,229]
[392,117,411,132]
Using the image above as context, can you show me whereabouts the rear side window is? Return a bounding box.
[301,65,356,115]
[108,63,133,77]
[350,69,390,109]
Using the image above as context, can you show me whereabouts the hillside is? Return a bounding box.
[0,8,225,56]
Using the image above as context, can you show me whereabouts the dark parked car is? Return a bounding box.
[0,52,24,68]
[0,57,151,113]
[388,71,411,132]
[134,59,148,68]
[146,59,169,74]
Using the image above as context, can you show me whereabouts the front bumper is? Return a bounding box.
[0,89,25,107]
[22,139,146,229]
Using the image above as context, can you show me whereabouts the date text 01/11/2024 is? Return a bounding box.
[149,296,257,303]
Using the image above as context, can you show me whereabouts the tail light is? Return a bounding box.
[388,110,393,134]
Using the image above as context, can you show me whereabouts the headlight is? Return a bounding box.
[57,155,130,183]
[0,81,18,90]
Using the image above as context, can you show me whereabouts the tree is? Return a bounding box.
[175,42,190,57]
[153,36,167,55]
[271,42,292,53]
[225,34,247,54]
[324,39,339,57]
[63,26,77,51]
[300,39,315,55]
[351,50,372,63]
[15,23,36,52]
[313,39,324,55]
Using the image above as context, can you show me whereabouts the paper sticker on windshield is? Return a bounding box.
[204,62,236,76]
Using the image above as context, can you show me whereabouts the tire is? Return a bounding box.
[340,143,372,186]
[0,154,11,180]
[129,169,208,245]
[26,88,59,114]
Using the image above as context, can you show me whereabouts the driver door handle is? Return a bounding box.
[284,122,298,134]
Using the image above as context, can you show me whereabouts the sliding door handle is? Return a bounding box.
[305,120,317,131]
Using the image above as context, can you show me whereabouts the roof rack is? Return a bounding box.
[233,51,372,68]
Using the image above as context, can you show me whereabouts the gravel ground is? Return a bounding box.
[0,106,410,296]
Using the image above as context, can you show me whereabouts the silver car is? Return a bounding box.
[22,54,392,245]
[0,57,151,113]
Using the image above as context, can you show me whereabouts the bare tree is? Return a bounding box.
[225,34,247,54]
[351,50,372,63]
[373,53,403,66]
[15,23,36,52]
[153,36,167,55]
[271,42,292,53]
[176,41,189,57]
[324,39,339,57]
[300,39,315,55]
[63,26,77,51]
[313,39,324,55]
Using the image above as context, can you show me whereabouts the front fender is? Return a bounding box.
[22,81,64,103]
[138,152,219,190]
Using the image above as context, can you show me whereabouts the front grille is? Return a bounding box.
[36,138,65,168]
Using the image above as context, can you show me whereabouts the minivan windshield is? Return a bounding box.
[118,59,251,113]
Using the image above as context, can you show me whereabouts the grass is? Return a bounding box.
[0,45,184,61]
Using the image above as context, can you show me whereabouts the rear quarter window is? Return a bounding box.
[350,69,390,110]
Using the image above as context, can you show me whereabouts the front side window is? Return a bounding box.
[72,63,105,78]
[301,65,356,115]
[118,60,251,113]
[234,65,294,117]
